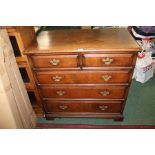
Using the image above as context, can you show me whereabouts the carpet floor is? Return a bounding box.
[37,76,155,127]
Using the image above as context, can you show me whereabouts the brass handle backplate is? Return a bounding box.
[102,57,113,65]
[52,75,62,82]
[59,105,68,110]
[98,105,108,111]
[101,75,112,81]
[56,90,66,96]
[49,59,60,66]
[100,90,110,96]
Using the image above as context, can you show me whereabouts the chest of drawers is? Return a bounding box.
[25,28,141,121]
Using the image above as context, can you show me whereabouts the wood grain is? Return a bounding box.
[31,54,79,68]
[44,100,123,113]
[40,85,127,99]
[25,28,141,54]
[35,70,132,84]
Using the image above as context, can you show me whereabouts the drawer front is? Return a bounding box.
[31,55,79,68]
[40,85,127,99]
[84,54,135,67]
[35,70,132,84]
[44,100,122,113]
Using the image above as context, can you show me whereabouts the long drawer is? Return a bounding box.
[35,70,132,84]
[83,53,135,67]
[31,55,79,68]
[40,85,127,99]
[44,100,123,113]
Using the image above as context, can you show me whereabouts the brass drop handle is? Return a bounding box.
[100,90,110,96]
[59,105,68,110]
[101,75,112,81]
[49,59,60,66]
[102,57,113,65]
[56,90,65,96]
[52,75,62,82]
[98,105,108,111]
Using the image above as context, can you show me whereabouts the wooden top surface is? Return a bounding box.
[25,28,141,54]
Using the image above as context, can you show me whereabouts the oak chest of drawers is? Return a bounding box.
[25,28,141,121]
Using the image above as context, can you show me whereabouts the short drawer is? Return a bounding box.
[31,55,79,68]
[44,100,123,113]
[35,70,132,84]
[40,85,127,99]
[83,53,135,67]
